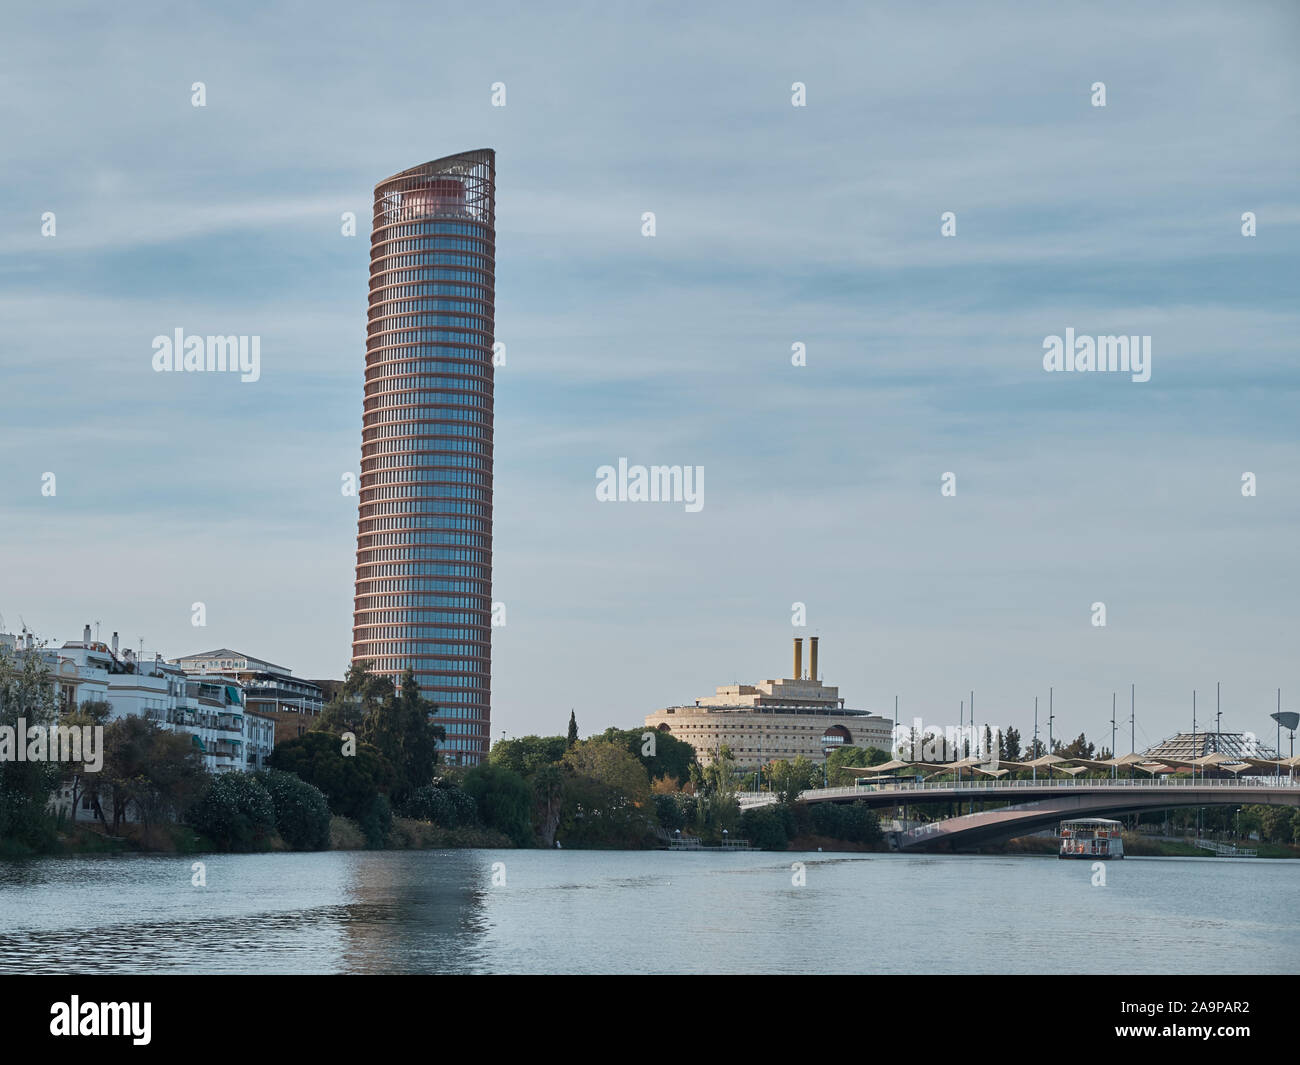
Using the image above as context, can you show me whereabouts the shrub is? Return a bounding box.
[398,782,477,828]
[254,769,332,851]
[329,816,365,849]
[740,805,790,850]
[187,772,275,852]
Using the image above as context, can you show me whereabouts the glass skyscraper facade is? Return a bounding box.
[352,150,495,765]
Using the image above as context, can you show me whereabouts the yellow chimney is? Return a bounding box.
[793,637,803,680]
[809,636,819,680]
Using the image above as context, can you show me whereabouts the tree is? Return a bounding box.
[58,698,111,826]
[825,745,887,786]
[490,735,567,777]
[187,772,276,851]
[597,726,697,787]
[400,781,477,827]
[361,667,444,804]
[654,792,689,832]
[564,739,653,806]
[701,746,740,799]
[556,740,660,847]
[809,800,882,845]
[1059,732,1095,760]
[533,764,565,847]
[1003,726,1022,761]
[740,804,790,850]
[567,710,578,748]
[253,768,331,850]
[0,645,62,850]
[315,659,393,736]
[463,763,534,847]
[765,756,819,805]
[269,730,394,820]
[84,716,206,833]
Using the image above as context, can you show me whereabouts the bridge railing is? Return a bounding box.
[798,775,1298,802]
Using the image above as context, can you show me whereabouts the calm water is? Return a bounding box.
[0,850,1295,974]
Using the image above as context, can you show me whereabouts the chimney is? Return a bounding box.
[111,631,119,654]
[809,636,819,681]
[83,623,92,645]
[793,637,803,680]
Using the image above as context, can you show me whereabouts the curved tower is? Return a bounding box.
[352,150,495,766]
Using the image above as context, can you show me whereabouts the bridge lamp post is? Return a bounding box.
[1270,709,1298,783]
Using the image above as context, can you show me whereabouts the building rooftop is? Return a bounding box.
[1142,731,1279,761]
[173,648,290,674]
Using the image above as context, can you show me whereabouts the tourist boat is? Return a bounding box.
[1058,817,1125,859]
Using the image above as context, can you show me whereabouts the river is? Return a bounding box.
[0,850,1294,974]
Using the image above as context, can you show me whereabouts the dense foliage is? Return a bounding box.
[253,768,332,850]
[187,772,276,851]
[268,730,394,820]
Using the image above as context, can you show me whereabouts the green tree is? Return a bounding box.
[563,739,653,807]
[490,734,567,777]
[400,781,477,827]
[557,740,658,846]
[361,667,444,804]
[567,710,578,748]
[315,659,393,736]
[654,792,689,832]
[268,730,394,820]
[740,805,790,850]
[463,763,534,846]
[1003,725,1021,761]
[765,756,819,805]
[597,726,697,788]
[1059,732,1095,760]
[825,745,887,786]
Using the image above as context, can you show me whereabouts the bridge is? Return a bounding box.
[735,776,1300,851]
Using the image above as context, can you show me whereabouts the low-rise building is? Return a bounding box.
[645,638,892,770]
[171,648,325,745]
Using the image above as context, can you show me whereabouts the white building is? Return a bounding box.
[3,625,276,824]
[645,638,893,771]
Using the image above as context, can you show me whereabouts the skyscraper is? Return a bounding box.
[352,150,495,765]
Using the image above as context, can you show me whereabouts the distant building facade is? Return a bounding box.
[645,638,892,770]
[1,625,272,825]
[172,648,324,746]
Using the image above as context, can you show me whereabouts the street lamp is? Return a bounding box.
[1270,709,1298,781]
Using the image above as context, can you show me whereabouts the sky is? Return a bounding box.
[1,1,1297,754]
